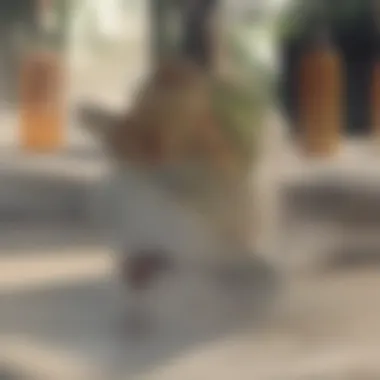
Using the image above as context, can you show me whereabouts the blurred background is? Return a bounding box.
[3,0,380,379]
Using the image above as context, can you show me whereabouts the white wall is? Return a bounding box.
[67,0,149,111]
[68,0,149,69]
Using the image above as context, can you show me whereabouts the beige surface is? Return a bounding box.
[144,269,380,380]
[2,248,380,380]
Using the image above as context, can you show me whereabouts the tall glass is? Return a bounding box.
[20,0,68,152]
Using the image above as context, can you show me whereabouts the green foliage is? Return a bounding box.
[211,78,265,163]
[277,0,373,42]
[209,26,276,163]
[226,27,275,100]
